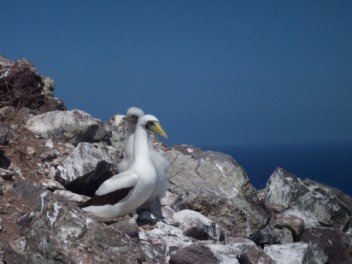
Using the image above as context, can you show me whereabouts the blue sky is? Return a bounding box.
[1,1,352,146]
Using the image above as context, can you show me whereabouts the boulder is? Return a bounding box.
[265,168,351,230]
[26,109,111,145]
[169,240,274,264]
[139,221,194,263]
[271,210,305,241]
[169,243,220,264]
[0,56,65,113]
[173,209,224,241]
[13,180,51,211]
[208,240,275,264]
[4,194,152,263]
[56,142,119,196]
[301,228,352,263]
[251,209,306,246]
[166,145,267,238]
[263,242,327,264]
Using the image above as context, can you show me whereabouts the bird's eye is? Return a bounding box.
[145,121,154,130]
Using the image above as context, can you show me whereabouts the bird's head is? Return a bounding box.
[123,106,144,125]
[140,114,168,139]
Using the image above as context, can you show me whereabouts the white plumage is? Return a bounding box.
[81,114,167,218]
[119,107,169,204]
[118,107,145,173]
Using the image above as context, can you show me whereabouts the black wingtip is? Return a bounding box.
[79,186,134,208]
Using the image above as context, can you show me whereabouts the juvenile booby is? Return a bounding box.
[118,107,169,217]
[118,107,145,173]
[81,115,168,218]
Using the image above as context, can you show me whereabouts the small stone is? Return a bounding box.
[1,182,13,194]
[26,147,35,155]
[173,209,224,242]
[111,217,139,238]
[6,236,26,256]
[45,138,54,149]
[0,124,16,146]
[170,244,219,264]
[0,168,15,180]
[40,149,58,162]
[160,191,179,207]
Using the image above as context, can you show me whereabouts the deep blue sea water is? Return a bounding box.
[201,141,352,196]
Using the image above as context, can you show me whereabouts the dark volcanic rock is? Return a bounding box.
[14,180,51,211]
[238,244,275,264]
[170,244,218,264]
[0,56,65,113]
[110,217,139,238]
[301,228,352,264]
[0,149,11,170]
[0,123,16,146]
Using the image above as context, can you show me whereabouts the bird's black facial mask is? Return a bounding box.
[145,121,154,130]
[124,114,139,125]
[131,115,138,124]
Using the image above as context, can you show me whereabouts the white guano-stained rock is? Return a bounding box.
[56,142,118,196]
[57,142,113,184]
[173,209,224,241]
[166,145,268,238]
[263,242,327,264]
[26,109,111,145]
[265,168,351,230]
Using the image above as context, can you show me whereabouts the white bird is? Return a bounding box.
[118,107,145,173]
[81,115,168,218]
[119,107,169,206]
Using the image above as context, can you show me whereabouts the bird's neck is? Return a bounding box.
[125,123,136,137]
[133,126,151,163]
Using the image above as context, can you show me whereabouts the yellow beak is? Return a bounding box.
[150,122,168,139]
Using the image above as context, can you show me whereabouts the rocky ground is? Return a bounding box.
[1,56,352,264]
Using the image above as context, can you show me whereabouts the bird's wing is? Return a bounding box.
[79,171,138,208]
[79,186,133,207]
[95,170,138,196]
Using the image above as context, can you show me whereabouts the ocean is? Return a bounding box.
[201,141,352,196]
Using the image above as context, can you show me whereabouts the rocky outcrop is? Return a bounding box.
[56,142,120,196]
[26,109,111,145]
[263,242,327,264]
[166,145,268,238]
[4,181,151,264]
[1,56,352,263]
[0,56,65,113]
[264,168,352,232]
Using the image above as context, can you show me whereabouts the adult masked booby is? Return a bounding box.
[81,115,168,218]
[118,107,169,216]
[118,107,145,173]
